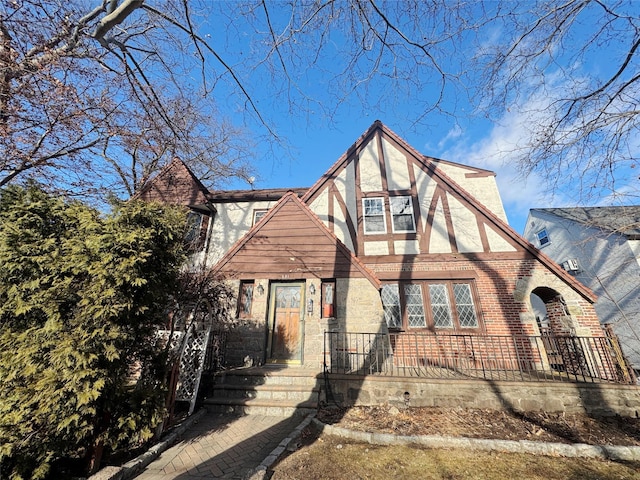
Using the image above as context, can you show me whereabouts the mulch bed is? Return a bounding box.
[317,405,640,446]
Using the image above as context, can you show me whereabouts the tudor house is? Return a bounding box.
[138,121,619,380]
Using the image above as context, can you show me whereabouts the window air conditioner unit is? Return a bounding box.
[562,259,580,272]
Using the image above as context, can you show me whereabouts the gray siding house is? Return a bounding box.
[523,207,640,372]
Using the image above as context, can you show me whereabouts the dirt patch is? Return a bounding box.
[316,405,640,446]
[271,435,640,480]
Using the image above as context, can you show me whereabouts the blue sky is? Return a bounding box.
[199,2,639,235]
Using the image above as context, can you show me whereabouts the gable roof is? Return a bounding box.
[532,207,640,238]
[213,191,381,289]
[302,120,495,205]
[134,158,212,210]
[303,120,596,302]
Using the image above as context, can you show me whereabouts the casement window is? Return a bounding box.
[381,281,480,331]
[238,281,254,318]
[253,209,268,226]
[184,211,206,250]
[389,196,416,233]
[321,280,336,318]
[363,197,386,234]
[185,211,203,243]
[362,195,416,234]
[536,228,550,247]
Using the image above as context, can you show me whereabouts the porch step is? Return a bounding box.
[203,366,322,417]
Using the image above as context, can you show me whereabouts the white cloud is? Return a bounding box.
[437,92,575,232]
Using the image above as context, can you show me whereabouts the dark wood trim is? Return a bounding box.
[375,132,395,254]
[477,219,491,253]
[381,279,485,334]
[439,189,458,254]
[330,183,358,251]
[406,158,423,250]
[328,184,335,233]
[208,187,307,202]
[362,250,537,264]
[464,171,496,178]
[376,269,479,281]
[354,152,364,257]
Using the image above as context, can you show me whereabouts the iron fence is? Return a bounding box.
[324,331,635,384]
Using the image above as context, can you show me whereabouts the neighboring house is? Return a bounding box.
[524,207,640,372]
[140,121,611,378]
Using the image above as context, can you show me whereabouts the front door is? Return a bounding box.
[267,283,304,364]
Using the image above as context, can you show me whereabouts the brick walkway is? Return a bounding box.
[134,414,304,480]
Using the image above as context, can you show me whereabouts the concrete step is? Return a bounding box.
[211,383,319,403]
[204,366,322,417]
[214,366,321,388]
[204,397,318,417]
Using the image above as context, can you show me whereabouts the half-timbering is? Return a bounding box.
[143,121,626,384]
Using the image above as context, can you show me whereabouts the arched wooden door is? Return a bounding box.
[267,283,304,364]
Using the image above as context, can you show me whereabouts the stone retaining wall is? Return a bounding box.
[325,374,640,417]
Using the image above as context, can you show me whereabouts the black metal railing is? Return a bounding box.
[204,330,228,373]
[324,331,634,384]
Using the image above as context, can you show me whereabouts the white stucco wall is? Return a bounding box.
[435,162,508,223]
[206,200,279,265]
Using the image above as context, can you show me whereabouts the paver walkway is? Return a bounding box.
[134,414,303,480]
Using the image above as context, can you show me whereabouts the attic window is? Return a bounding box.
[363,197,386,234]
[390,196,416,233]
[537,228,550,247]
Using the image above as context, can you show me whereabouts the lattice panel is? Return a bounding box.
[175,327,210,414]
[156,330,184,360]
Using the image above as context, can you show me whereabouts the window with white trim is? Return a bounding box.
[253,209,268,226]
[381,281,480,331]
[363,197,386,234]
[537,228,550,247]
[389,196,416,233]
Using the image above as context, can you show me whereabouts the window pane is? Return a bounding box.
[239,282,254,316]
[429,284,453,328]
[390,196,416,232]
[404,284,426,327]
[381,284,401,328]
[321,281,335,318]
[253,209,268,225]
[363,198,386,233]
[364,198,382,214]
[537,228,550,246]
[185,212,203,244]
[453,283,478,328]
[365,216,385,233]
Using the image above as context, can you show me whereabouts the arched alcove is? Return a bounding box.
[531,286,574,335]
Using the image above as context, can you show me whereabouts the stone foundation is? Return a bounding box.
[325,374,640,417]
